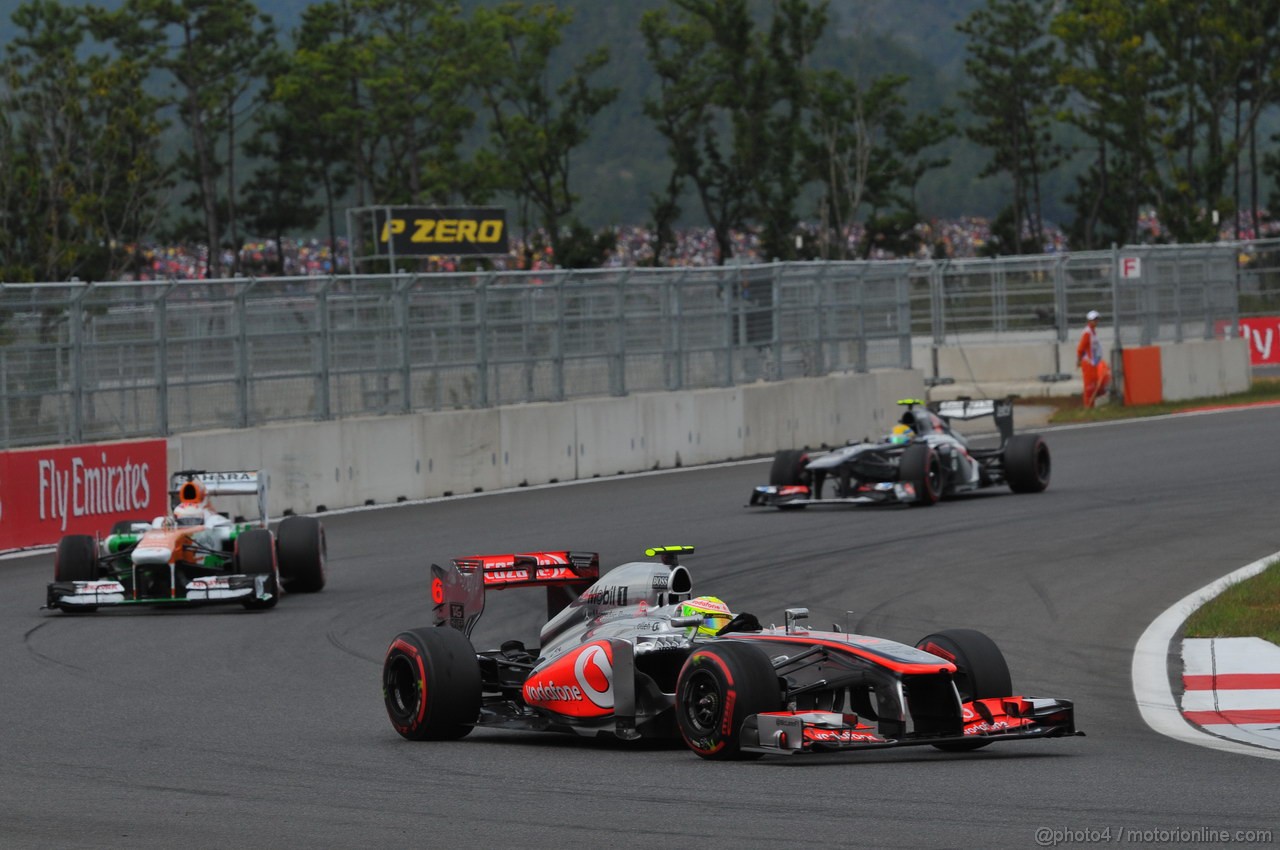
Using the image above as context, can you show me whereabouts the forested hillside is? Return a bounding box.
[6,0,1277,282]
[34,0,994,224]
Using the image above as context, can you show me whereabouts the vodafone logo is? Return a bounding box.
[573,643,613,709]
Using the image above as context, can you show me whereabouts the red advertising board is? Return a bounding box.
[1221,317,1280,365]
[0,439,168,551]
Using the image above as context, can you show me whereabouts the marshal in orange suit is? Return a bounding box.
[1076,309,1112,407]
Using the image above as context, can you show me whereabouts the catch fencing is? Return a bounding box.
[0,239,1262,448]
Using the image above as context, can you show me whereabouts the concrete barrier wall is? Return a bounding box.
[171,369,923,516]
[164,335,1248,518]
[1159,338,1251,402]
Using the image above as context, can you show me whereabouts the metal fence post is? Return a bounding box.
[723,269,735,387]
[771,264,783,380]
[70,284,89,443]
[235,279,258,428]
[476,275,491,408]
[316,277,332,419]
[898,270,912,370]
[397,275,414,413]
[612,274,626,396]
[156,283,175,435]
[1053,255,1068,344]
[554,275,565,401]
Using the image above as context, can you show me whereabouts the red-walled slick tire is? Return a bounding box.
[676,641,782,760]
[383,626,482,741]
[900,443,942,506]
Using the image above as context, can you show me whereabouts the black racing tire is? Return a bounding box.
[1003,433,1051,493]
[916,628,1012,752]
[768,449,808,486]
[676,641,782,760]
[55,535,100,582]
[383,626,482,741]
[899,443,942,506]
[235,529,279,610]
[276,516,326,593]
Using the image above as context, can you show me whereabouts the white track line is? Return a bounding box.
[1132,551,1280,760]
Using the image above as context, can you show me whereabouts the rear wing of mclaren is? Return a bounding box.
[929,397,1016,446]
[169,469,268,525]
[431,551,600,638]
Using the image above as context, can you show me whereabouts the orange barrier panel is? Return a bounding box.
[1123,346,1163,406]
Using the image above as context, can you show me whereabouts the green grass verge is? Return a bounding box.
[1184,560,1280,644]
[1045,377,1280,424]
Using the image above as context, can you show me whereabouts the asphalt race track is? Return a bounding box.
[4,409,1280,849]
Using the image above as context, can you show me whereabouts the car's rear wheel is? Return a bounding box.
[235,529,279,610]
[1003,434,1051,493]
[276,516,326,593]
[899,443,942,506]
[383,626,482,741]
[916,628,1012,751]
[676,641,782,760]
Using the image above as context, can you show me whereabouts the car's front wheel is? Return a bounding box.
[383,626,482,741]
[676,641,781,760]
[235,529,279,610]
[899,443,942,505]
[916,628,1012,751]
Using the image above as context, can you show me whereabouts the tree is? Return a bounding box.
[0,0,168,282]
[1052,0,1162,248]
[746,0,827,262]
[808,70,953,259]
[642,0,827,264]
[240,101,325,276]
[125,0,278,277]
[270,0,362,257]
[957,0,1064,254]
[472,2,618,267]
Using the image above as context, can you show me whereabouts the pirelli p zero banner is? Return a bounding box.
[0,439,168,551]
[374,206,508,256]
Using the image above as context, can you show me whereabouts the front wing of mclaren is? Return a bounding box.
[742,696,1079,755]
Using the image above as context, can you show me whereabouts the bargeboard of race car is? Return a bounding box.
[382,545,1080,759]
[45,469,325,612]
[749,397,1051,509]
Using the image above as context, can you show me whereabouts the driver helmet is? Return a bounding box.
[888,423,914,445]
[174,479,209,525]
[680,596,734,637]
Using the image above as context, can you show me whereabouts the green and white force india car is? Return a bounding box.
[45,469,325,612]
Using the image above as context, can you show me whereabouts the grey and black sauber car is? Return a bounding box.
[382,546,1080,759]
[749,397,1051,509]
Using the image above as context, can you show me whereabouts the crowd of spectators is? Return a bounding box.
[128,238,349,280]
[117,210,1280,281]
